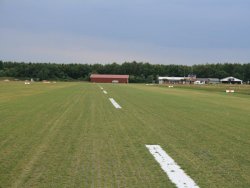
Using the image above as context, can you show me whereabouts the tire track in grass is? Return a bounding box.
[55,88,91,187]
[103,109,154,187]
[97,87,118,188]
[64,85,99,187]
[123,90,200,187]
[26,91,86,187]
[105,84,184,187]
[100,106,127,187]
[95,85,126,187]
[11,90,81,187]
[104,90,150,186]
[117,125,155,187]
[90,140,96,188]
[100,86,137,186]
[119,88,249,187]
[69,85,109,187]
[111,84,250,187]
[110,139,122,188]
[0,86,80,187]
[0,85,79,150]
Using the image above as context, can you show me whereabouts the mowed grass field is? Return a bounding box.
[157,84,250,95]
[0,82,249,188]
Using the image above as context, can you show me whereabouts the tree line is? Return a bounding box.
[0,61,250,83]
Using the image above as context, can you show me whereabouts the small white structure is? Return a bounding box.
[221,77,242,84]
[112,80,119,83]
[226,90,235,93]
[194,80,205,85]
[158,77,186,84]
[196,78,220,84]
[42,80,51,83]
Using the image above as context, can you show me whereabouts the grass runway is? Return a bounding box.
[0,82,249,187]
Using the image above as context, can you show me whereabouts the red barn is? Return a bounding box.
[90,74,129,83]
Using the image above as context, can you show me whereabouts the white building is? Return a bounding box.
[220,76,242,84]
[194,80,205,85]
[158,77,186,84]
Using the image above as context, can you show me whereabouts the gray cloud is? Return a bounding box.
[1,0,250,64]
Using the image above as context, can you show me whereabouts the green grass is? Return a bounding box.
[157,83,250,95]
[0,81,249,187]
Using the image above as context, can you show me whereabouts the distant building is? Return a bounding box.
[158,76,220,85]
[220,76,242,84]
[158,77,187,84]
[194,80,205,85]
[186,74,196,84]
[196,78,220,84]
[188,74,196,79]
[90,74,129,83]
[208,78,220,84]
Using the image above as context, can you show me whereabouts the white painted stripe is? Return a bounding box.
[100,87,103,90]
[103,90,107,94]
[109,98,122,109]
[146,145,199,188]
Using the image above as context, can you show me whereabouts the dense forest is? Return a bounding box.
[0,61,250,83]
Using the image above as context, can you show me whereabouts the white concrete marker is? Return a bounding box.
[103,90,107,94]
[226,90,234,93]
[146,145,199,188]
[109,98,122,109]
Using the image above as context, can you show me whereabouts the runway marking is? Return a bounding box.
[109,98,121,109]
[146,145,199,188]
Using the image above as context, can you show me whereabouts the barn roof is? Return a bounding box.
[90,74,129,79]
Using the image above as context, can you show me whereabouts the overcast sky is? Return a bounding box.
[1,0,250,65]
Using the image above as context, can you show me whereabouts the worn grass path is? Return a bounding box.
[0,82,249,187]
